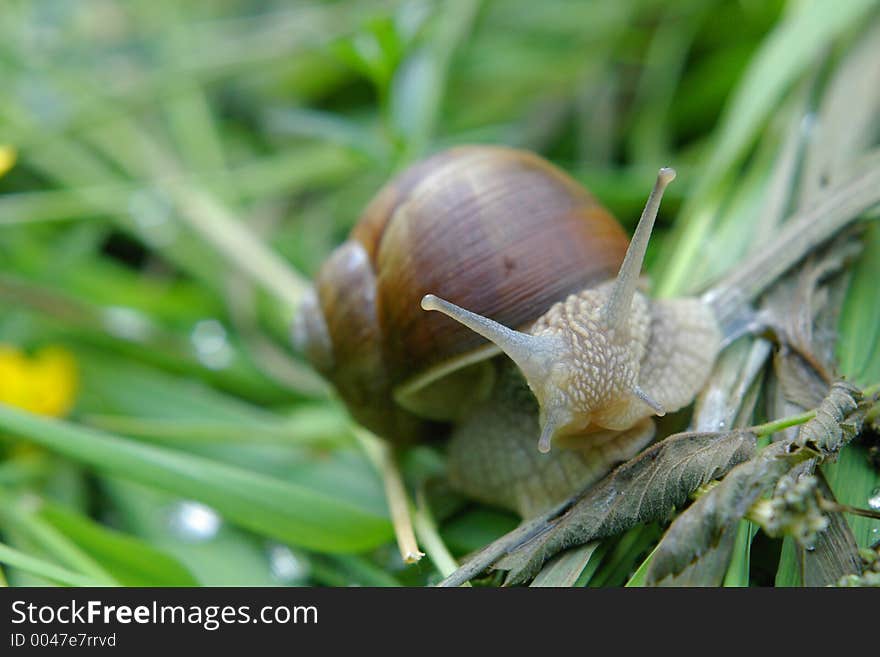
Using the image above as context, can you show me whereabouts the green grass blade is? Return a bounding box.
[102,478,283,586]
[0,493,119,586]
[38,502,200,586]
[722,520,753,586]
[779,224,880,583]
[624,544,659,587]
[656,0,878,295]
[0,404,392,553]
[0,542,105,587]
[530,543,600,587]
[830,222,880,547]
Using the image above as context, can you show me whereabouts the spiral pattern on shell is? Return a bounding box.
[294,145,629,442]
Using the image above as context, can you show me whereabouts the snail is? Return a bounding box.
[292,144,717,516]
[292,144,870,518]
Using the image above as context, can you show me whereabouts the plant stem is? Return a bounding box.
[750,380,879,437]
[354,427,424,564]
[819,498,880,521]
[412,489,466,582]
[0,491,118,585]
[751,410,817,437]
[0,542,104,587]
[705,151,880,326]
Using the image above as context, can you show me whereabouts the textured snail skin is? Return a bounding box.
[527,282,721,439]
[429,283,720,516]
[447,360,658,517]
[294,145,628,443]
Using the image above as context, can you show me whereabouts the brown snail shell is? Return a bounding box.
[293,145,629,442]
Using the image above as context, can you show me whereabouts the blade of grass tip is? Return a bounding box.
[656,0,878,296]
[775,537,802,587]
[530,542,600,588]
[0,542,105,587]
[0,491,119,586]
[573,540,611,587]
[722,519,753,587]
[625,543,659,587]
[590,525,661,587]
[0,565,7,586]
[354,426,424,564]
[0,404,392,553]
[413,489,467,583]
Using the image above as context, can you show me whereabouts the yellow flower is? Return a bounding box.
[0,345,78,417]
[0,146,16,178]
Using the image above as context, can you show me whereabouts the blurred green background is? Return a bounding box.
[0,0,878,586]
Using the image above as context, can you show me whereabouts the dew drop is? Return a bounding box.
[102,306,153,341]
[191,319,233,370]
[168,501,222,542]
[868,487,880,511]
[800,112,817,138]
[267,544,309,583]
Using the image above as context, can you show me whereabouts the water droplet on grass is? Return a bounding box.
[103,306,153,341]
[866,487,880,511]
[168,501,221,542]
[191,319,233,370]
[267,544,309,583]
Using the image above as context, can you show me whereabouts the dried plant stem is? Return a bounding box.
[354,427,424,564]
[163,179,311,312]
[706,152,880,326]
[818,498,880,521]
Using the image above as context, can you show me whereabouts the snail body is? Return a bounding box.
[294,145,721,516]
